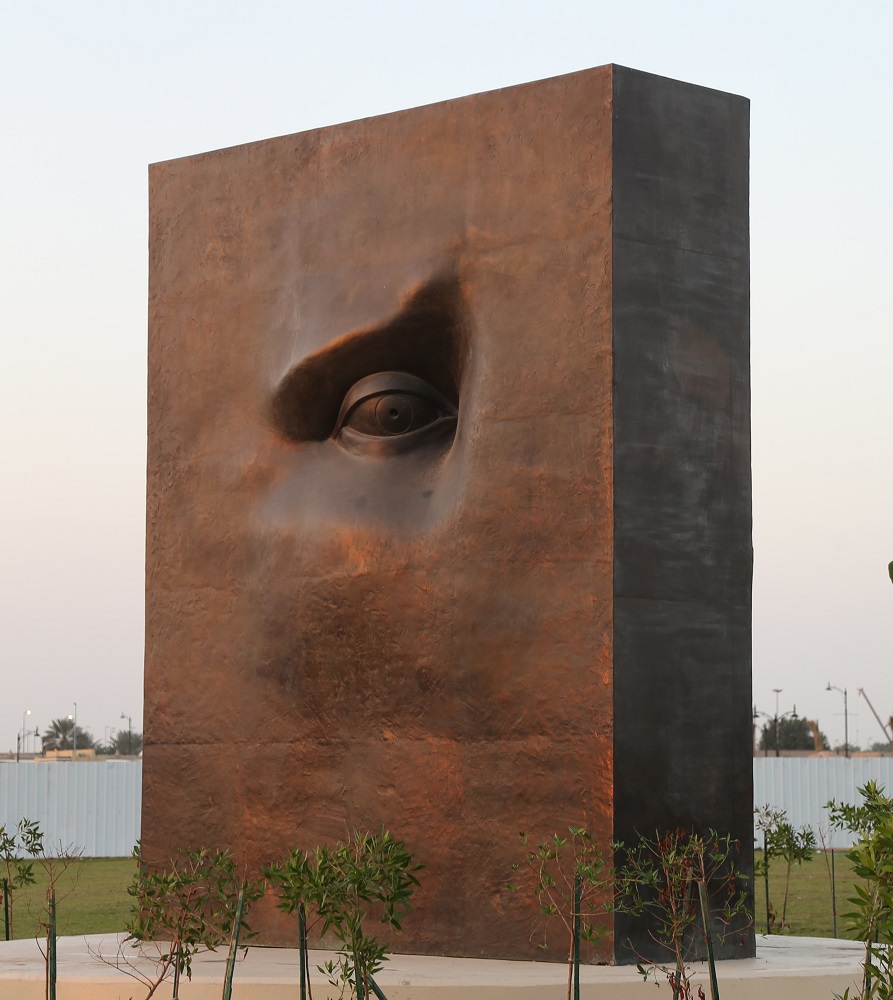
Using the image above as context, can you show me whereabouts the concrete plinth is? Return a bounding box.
[0,934,865,999]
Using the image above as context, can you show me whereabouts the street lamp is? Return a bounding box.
[754,692,797,757]
[67,708,78,755]
[121,713,132,755]
[827,683,849,757]
[18,709,32,761]
[771,689,798,757]
[753,706,772,757]
[753,702,797,757]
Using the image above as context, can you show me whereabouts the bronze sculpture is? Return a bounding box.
[144,64,753,962]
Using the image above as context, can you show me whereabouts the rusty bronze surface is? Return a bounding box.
[144,64,752,963]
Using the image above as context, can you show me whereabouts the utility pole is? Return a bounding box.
[827,684,849,758]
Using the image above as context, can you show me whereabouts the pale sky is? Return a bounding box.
[1,1,891,754]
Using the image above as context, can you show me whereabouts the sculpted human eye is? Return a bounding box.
[269,274,468,455]
[334,371,458,455]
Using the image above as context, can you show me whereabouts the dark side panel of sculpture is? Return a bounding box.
[610,70,753,960]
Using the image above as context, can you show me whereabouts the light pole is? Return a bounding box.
[18,709,32,761]
[753,690,796,757]
[753,706,772,757]
[827,683,849,757]
[121,713,132,755]
[768,689,798,757]
[67,710,76,754]
[773,689,782,755]
[754,702,797,757]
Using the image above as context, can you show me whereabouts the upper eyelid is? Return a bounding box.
[333,371,458,436]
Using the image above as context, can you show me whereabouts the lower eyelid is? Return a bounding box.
[336,414,458,456]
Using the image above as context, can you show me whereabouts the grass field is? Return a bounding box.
[754,848,863,939]
[3,856,135,940]
[0,851,867,943]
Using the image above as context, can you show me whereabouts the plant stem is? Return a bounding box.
[368,975,389,999]
[861,880,884,1000]
[830,848,837,938]
[763,831,771,934]
[672,888,685,1000]
[47,888,56,1000]
[222,881,246,1000]
[299,902,307,1000]
[565,944,572,1000]
[673,954,684,1000]
[353,937,364,1000]
[697,879,719,1000]
[572,873,581,1000]
[782,856,793,927]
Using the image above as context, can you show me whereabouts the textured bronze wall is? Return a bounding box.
[146,67,616,961]
[144,64,752,963]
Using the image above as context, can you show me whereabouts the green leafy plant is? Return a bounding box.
[753,805,815,932]
[828,782,893,1000]
[753,805,783,933]
[816,825,841,938]
[265,829,422,1000]
[613,829,750,1000]
[97,844,263,1000]
[506,827,609,1000]
[0,824,83,1000]
[0,818,43,939]
[33,841,84,1000]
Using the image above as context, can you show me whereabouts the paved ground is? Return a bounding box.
[0,932,868,998]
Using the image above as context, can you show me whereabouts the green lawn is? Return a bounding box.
[754,848,863,939]
[0,850,867,943]
[3,856,136,940]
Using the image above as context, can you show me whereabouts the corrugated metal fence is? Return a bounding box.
[754,756,893,848]
[1,758,891,856]
[0,761,141,857]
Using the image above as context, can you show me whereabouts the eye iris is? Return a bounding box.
[374,393,415,434]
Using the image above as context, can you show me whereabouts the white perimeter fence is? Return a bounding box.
[0,760,141,857]
[754,756,893,848]
[0,757,891,857]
